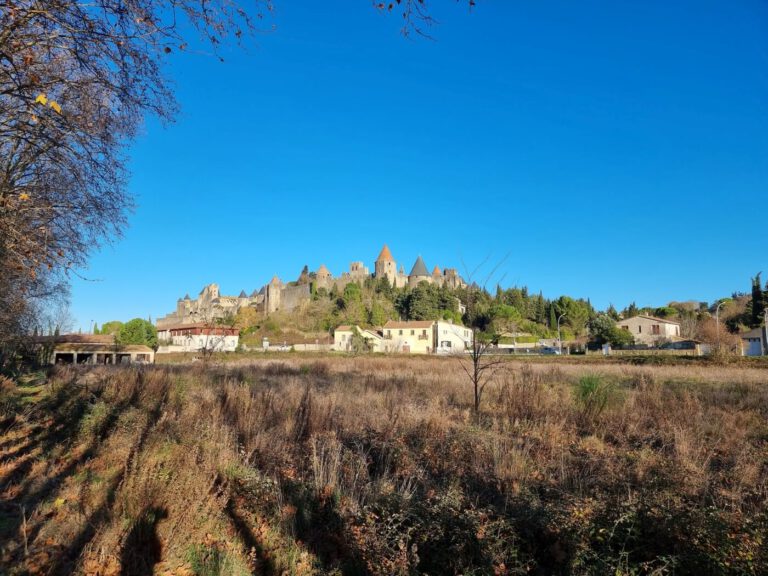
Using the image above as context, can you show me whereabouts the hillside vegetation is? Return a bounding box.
[1,359,766,575]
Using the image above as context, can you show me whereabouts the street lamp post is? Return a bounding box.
[557,313,567,355]
[763,308,768,356]
[715,301,727,350]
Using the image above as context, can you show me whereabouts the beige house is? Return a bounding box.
[382,320,435,354]
[617,315,681,346]
[333,325,383,352]
[382,320,473,354]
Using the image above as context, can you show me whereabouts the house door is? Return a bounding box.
[402,344,410,353]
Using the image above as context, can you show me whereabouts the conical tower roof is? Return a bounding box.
[270,275,281,285]
[409,256,429,277]
[239,290,247,298]
[376,244,394,262]
[317,264,330,275]
[432,266,442,277]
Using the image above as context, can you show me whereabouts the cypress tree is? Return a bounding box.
[751,272,765,327]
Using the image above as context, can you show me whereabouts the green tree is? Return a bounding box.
[100,321,124,336]
[118,318,158,349]
[368,300,387,326]
[408,282,440,320]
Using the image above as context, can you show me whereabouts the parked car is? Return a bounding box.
[540,346,561,355]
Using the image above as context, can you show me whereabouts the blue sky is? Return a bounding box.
[69,0,768,330]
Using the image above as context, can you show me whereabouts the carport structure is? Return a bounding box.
[42,335,155,365]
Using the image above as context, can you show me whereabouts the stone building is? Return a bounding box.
[617,315,682,346]
[157,245,466,327]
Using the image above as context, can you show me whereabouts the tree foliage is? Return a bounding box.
[118,318,158,349]
[0,0,270,358]
[99,321,124,336]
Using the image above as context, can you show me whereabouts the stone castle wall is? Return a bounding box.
[157,246,466,327]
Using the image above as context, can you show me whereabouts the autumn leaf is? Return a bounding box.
[35,93,48,105]
[49,101,62,114]
[19,193,30,201]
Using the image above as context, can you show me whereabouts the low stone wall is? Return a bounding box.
[586,347,702,357]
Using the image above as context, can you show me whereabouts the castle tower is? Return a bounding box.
[432,266,443,286]
[266,275,282,313]
[316,264,332,290]
[375,244,397,286]
[408,256,431,288]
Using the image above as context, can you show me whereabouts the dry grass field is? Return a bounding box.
[0,356,766,575]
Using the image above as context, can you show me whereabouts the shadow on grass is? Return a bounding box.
[120,506,168,576]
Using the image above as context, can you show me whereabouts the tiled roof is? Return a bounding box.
[384,320,435,329]
[409,256,429,277]
[623,315,681,326]
[376,244,394,262]
[432,266,442,276]
[37,334,115,344]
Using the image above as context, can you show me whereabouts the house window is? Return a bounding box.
[411,330,415,336]
[422,329,427,336]
[638,326,642,333]
[399,330,403,336]
[652,325,660,335]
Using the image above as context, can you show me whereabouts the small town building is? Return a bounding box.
[156,323,239,353]
[617,315,681,346]
[433,321,474,354]
[42,335,155,365]
[333,325,383,352]
[740,327,766,356]
[383,320,436,354]
[381,320,473,354]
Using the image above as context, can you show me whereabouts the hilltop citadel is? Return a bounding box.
[157,245,466,328]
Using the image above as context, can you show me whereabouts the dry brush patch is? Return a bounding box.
[0,357,766,575]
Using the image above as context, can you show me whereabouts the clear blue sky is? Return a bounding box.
[69,0,768,330]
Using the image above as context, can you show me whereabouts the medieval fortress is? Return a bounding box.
[157,245,466,328]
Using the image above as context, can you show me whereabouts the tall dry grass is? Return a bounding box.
[0,356,766,575]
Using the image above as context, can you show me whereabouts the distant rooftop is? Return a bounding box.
[376,244,394,262]
[409,255,429,277]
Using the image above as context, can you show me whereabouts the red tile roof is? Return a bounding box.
[376,244,394,262]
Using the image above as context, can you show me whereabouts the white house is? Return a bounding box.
[740,327,766,356]
[333,325,383,352]
[617,315,681,346]
[156,323,239,353]
[434,321,473,354]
